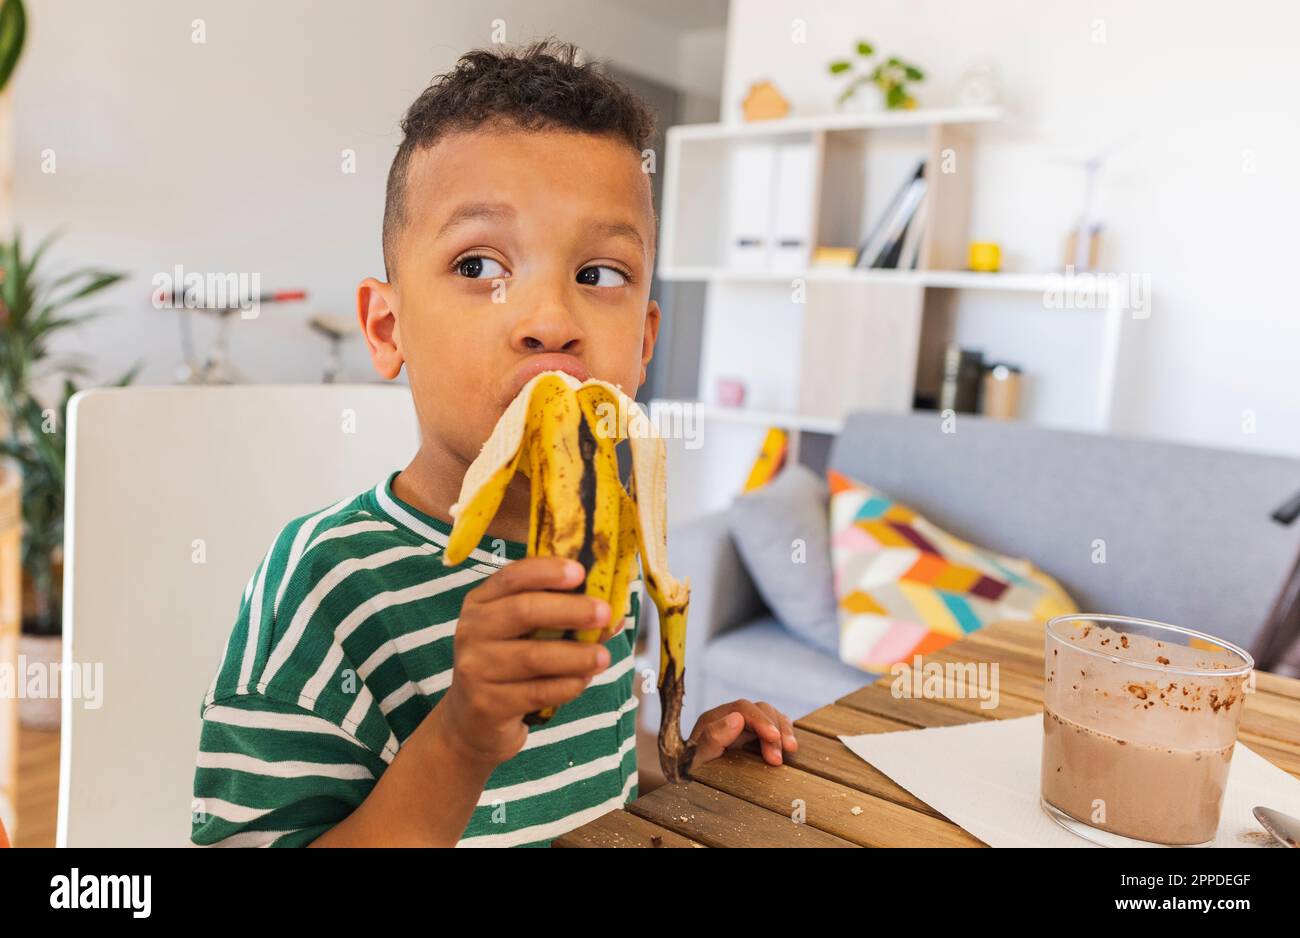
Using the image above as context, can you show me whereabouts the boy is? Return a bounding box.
[191,41,797,848]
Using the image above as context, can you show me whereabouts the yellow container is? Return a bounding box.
[968,241,1002,273]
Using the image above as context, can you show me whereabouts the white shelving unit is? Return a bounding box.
[655,107,1131,522]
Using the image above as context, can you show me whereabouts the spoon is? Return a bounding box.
[1253,806,1300,847]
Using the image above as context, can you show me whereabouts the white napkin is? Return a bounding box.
[840,715,1300,848]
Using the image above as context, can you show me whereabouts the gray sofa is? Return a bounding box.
[639,411,1300,732]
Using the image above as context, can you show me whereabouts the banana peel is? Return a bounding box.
[443,371,695,783]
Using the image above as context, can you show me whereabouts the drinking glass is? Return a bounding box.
[1041,614,1254,847]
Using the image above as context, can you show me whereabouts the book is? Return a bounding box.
[897,190,930,270]
[939,343,984,414]
[854,162,918,267]
[811,246,859,268]
[869,165,928,269]
[856,161,927,269]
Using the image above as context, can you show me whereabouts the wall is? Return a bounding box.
[722,0,1300,456]
[15,0,722,391]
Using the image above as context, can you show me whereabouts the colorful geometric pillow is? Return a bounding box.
[828,469,1077,674]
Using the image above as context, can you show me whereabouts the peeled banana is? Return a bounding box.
[443,371,695,783]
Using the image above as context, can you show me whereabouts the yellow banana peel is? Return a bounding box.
[444,371,695,783]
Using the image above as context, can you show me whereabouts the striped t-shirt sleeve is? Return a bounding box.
[192,694,388,847]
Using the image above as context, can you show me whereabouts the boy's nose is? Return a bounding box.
[511,297,585,354]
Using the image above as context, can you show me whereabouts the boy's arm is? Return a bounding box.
[307,706,494,847]
[311,555,613,847]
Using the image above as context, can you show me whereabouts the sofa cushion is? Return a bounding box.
[829,469,1076,674]
[700,616,872,720]
[728,463,840,656]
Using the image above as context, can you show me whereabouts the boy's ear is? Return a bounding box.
[638,299,661,389]
[357,277,404,380]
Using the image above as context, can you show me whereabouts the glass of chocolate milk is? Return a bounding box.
[1040,614,1253,847]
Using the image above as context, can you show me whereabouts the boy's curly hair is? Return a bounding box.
[382,40,657,279]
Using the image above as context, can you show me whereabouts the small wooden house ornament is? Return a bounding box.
[741,80,790,122]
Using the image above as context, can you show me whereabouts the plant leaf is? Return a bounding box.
[836,75,868,107]
[55,271,126,304]
[0,0,26,93]
[114,363,142,387]
[23,228,62,281]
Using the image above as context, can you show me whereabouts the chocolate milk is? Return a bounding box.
[1041,620,1249,846]
[1041,708,1234,844]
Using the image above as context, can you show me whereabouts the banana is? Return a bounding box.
[444,371,695,782]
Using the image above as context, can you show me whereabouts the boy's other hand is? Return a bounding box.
[688,700,798,768]
[433,556,613,769]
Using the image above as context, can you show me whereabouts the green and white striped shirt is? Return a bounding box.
[192,472,640,848]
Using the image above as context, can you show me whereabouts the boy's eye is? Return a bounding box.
[456,256,507,280]
[576,265,628,288]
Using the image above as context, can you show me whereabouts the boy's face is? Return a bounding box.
[360,125,660,468]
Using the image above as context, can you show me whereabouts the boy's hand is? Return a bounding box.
[688,699,798,767]
[433,556,613,770]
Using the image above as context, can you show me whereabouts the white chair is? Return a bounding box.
[59,385,419,846]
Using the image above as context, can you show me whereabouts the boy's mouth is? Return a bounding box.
[502,353,591,406]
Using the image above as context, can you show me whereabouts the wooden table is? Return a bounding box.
[554,619,1300,848]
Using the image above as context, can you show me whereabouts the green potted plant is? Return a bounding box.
[829,40,925,111]
[0,231,131,727]
[0,0,26,837]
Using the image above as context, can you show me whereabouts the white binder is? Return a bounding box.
[726,142,777,270]
[769,141,816,273]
